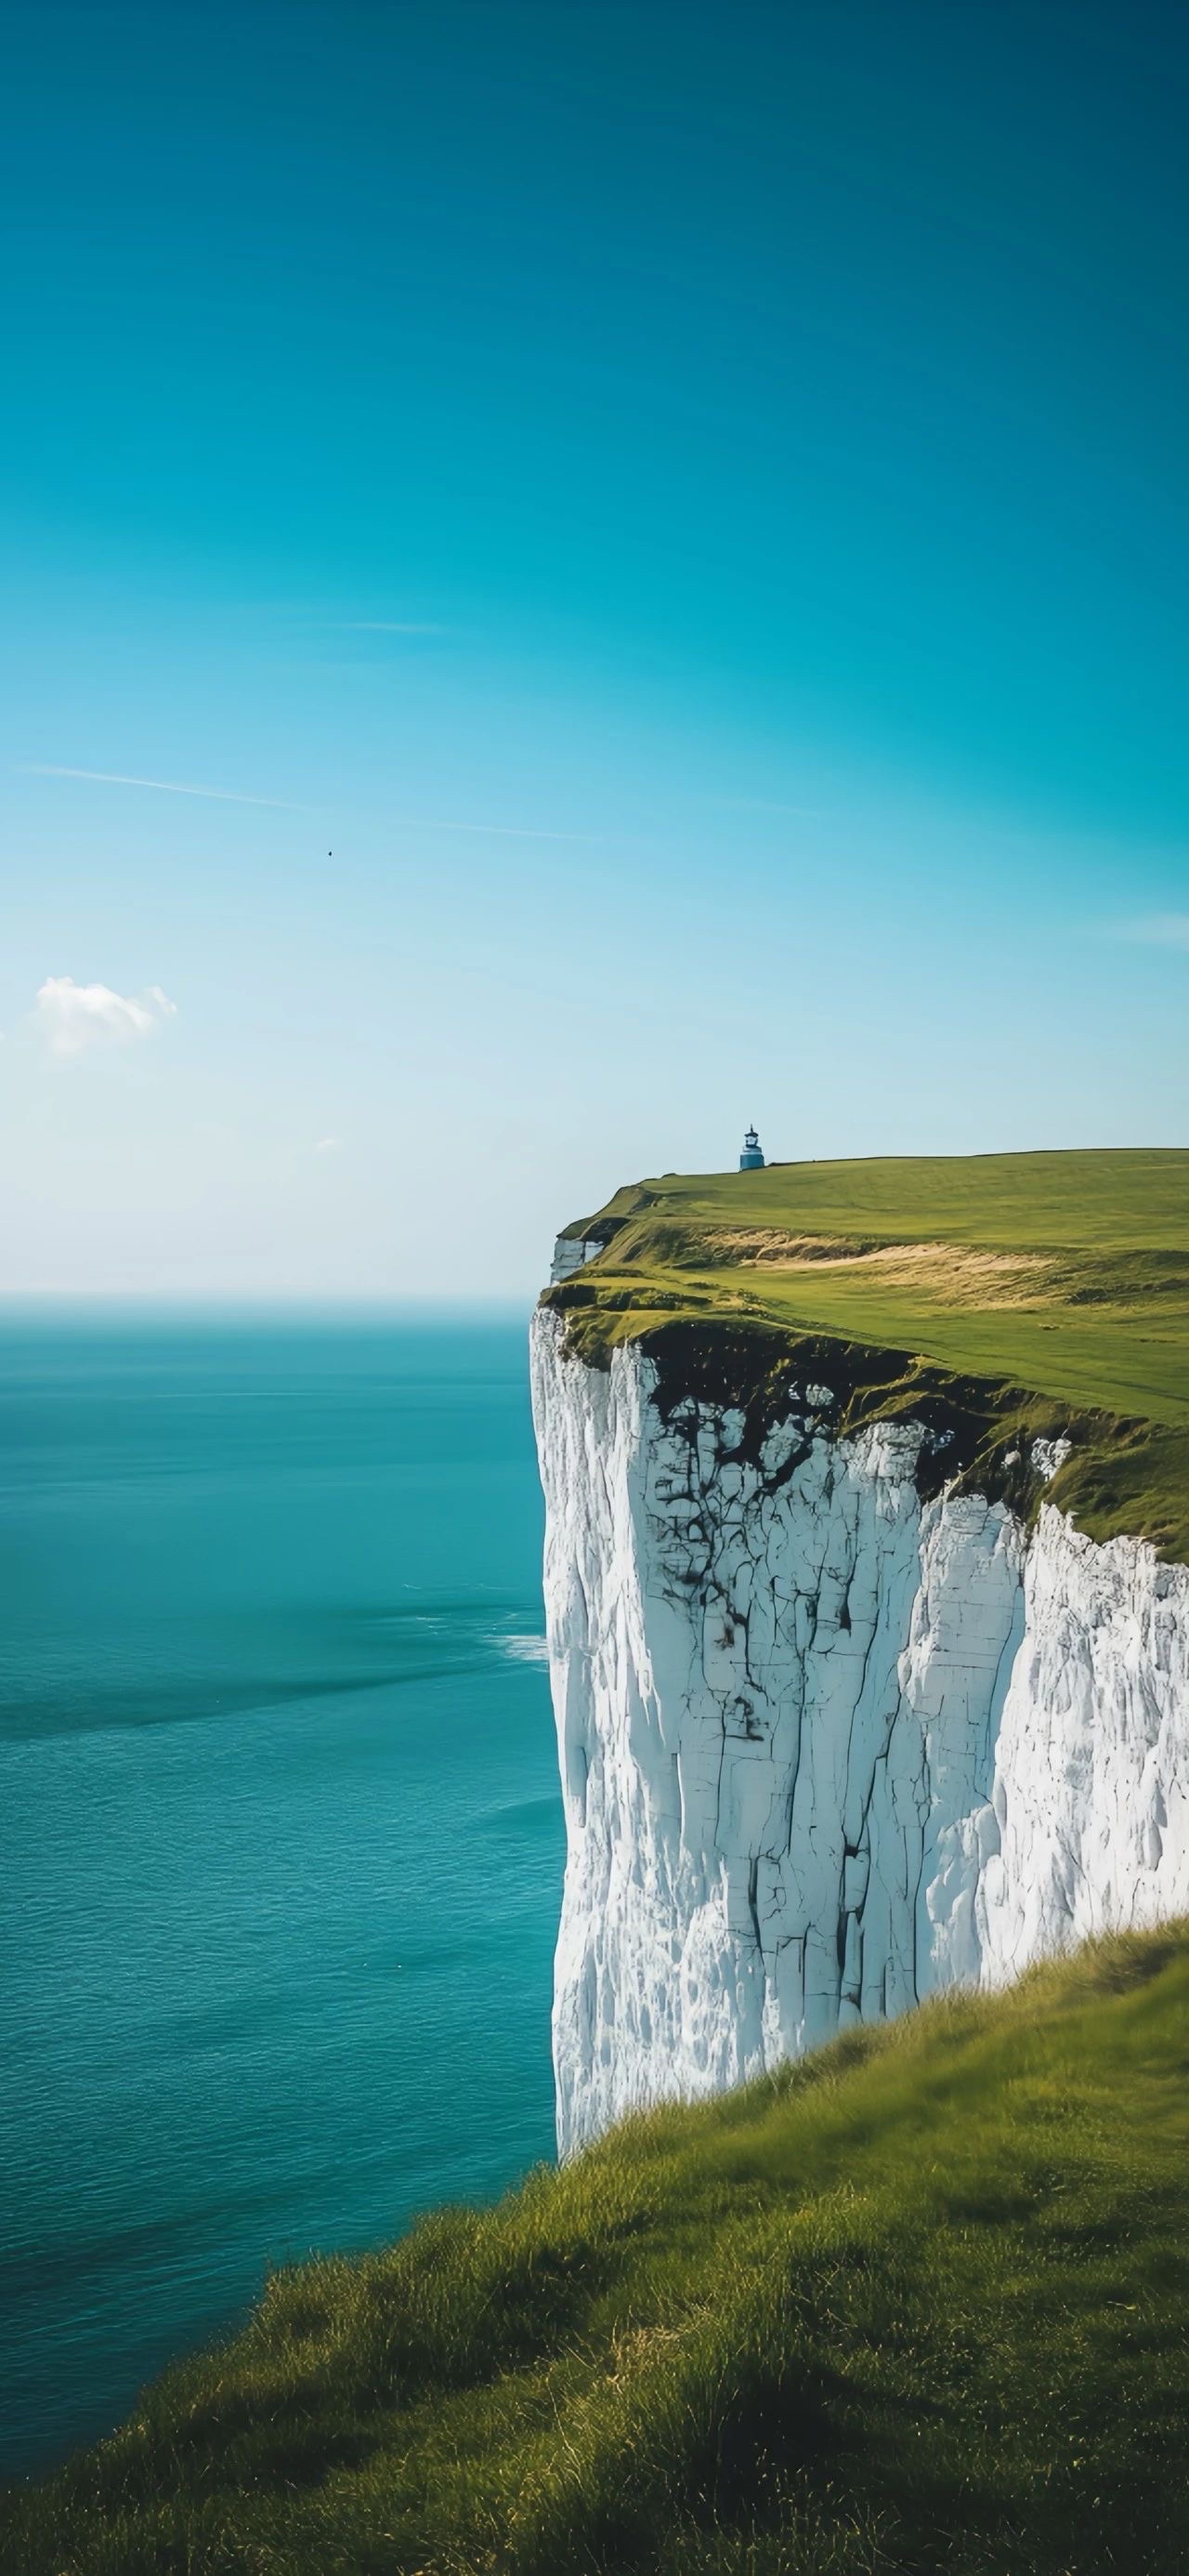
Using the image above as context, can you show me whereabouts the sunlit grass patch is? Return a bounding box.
[6,1923,1188,2573]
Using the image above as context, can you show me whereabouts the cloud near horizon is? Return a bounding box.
[36,976,177,1057]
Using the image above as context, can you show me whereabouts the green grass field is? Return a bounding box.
[7,1925,1188,2575]
[548,1148,1189,1558]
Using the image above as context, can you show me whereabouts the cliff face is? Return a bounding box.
[530,1308,1189,2155]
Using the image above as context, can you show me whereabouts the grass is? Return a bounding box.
[547,1148,1189,1558]
[7,1925,1189,2573]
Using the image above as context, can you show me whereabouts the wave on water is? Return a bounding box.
[491,1634,549,1666]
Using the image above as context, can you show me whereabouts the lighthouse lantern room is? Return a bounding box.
[738,1125,765,1172]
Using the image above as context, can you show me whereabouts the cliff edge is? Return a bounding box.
[532,1150,1189,2150]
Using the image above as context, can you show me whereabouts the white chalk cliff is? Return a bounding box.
[529,1308,1189,2155]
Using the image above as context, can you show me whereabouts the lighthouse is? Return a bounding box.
[739,1125,764,1171]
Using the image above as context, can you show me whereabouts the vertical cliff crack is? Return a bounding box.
[747,1856,764,1959]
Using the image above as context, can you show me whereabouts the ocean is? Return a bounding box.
[0,1313,563,2480]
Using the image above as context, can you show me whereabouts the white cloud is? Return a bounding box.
[36,976,177,1058]
[312,1134,342,1154]
[1113,913,1189,950]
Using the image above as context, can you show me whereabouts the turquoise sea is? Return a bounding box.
[0,1314,562,2480]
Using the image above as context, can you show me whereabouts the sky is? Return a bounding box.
[3,0,1187,1298]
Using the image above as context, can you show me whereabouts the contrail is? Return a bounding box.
[22,765,297,809]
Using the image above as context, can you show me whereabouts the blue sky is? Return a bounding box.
[4,0,1187,1295]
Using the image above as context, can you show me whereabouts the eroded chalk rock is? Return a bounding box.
[530,1309,1189,2154]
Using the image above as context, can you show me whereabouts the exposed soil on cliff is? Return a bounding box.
[542,1149,1189,1562]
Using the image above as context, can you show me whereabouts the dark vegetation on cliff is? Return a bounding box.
[543,1148,1189,1560]
[7,1926,1189,2574]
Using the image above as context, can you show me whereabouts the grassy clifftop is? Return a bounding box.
[7,1925,1189,2574]
[544,1148,1189,1560]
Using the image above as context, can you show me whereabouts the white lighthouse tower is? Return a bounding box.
[738,1124,764,1171]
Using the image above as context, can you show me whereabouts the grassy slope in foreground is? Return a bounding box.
[6,1926,1189,2575]
[545,1148,1189,1561]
